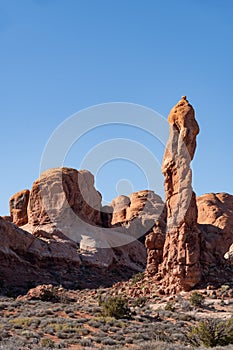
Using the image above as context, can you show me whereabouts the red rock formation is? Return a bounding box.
[24,168,147,271]
[197,193,233,264]
[0,168,152,292]
[111,195,131,225]
[110,190,165,239]
[2,216,12,222]
[156,96,202,293]
[0,216,81,291]
[145,218,166,275]
[4,99,233,294]
[27,168,102,227]
[10,189,30,226]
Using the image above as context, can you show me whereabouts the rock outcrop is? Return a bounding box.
[197,193,233,264]
[146,96,203,293]
[10,189,30,226]
[1,168,156,292]
[0,216,81,292]
[145,217,166,276]
[2,98,233,295]
[25,168,148,271]
[27,168,102,227]
[111,190,164,234]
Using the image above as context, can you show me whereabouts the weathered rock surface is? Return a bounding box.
[0,168,152,292]
[110,190,165,241]
[25,168,147,271]
[145,217,166,276]
[27,168,102,227]
[149,96,203,293]
[197,193,233,265]
[2,215,12,222]
[0,216,81,291]
[10,189,30,226]
[76,189,166,272]
[3,98,233,295]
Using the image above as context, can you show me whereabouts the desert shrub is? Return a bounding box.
[39,289,60,302]
[100,296,131,319]
[189,291,205,307]
[165,302,175,312]
[153,328,171,343]
[176,313,195,322]
[121,341,191,349]
[79,328,90,336]
[10,317,34,328]
[79,338,92,346]
[41,338,55,348]
[0,330,10,340]
[101,337,117,346]
[189,318,233,347]
[176,297,192,311]
[57,331,71,339]
[220,284,230,296]
[75,317,86,324]
[87,319,102,328]
[130,272,144,284]
[132,296,147,307]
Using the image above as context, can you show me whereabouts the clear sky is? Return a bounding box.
[0,0,233,215]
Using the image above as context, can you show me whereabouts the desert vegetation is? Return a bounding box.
[0,286,233,349]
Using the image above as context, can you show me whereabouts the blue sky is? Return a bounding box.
[0,0,233,215]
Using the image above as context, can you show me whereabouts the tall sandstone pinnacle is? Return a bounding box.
[155,96,203,293]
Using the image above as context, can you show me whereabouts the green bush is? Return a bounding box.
[165,302,175,312]
[100,296,131,319]
[130,272,144,284]
[41,337,55,348]
[132,296,147,308]
[189,292,205,307]
[189,318,233,347]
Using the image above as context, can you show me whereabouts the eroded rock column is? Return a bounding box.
[159,96,202,293]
